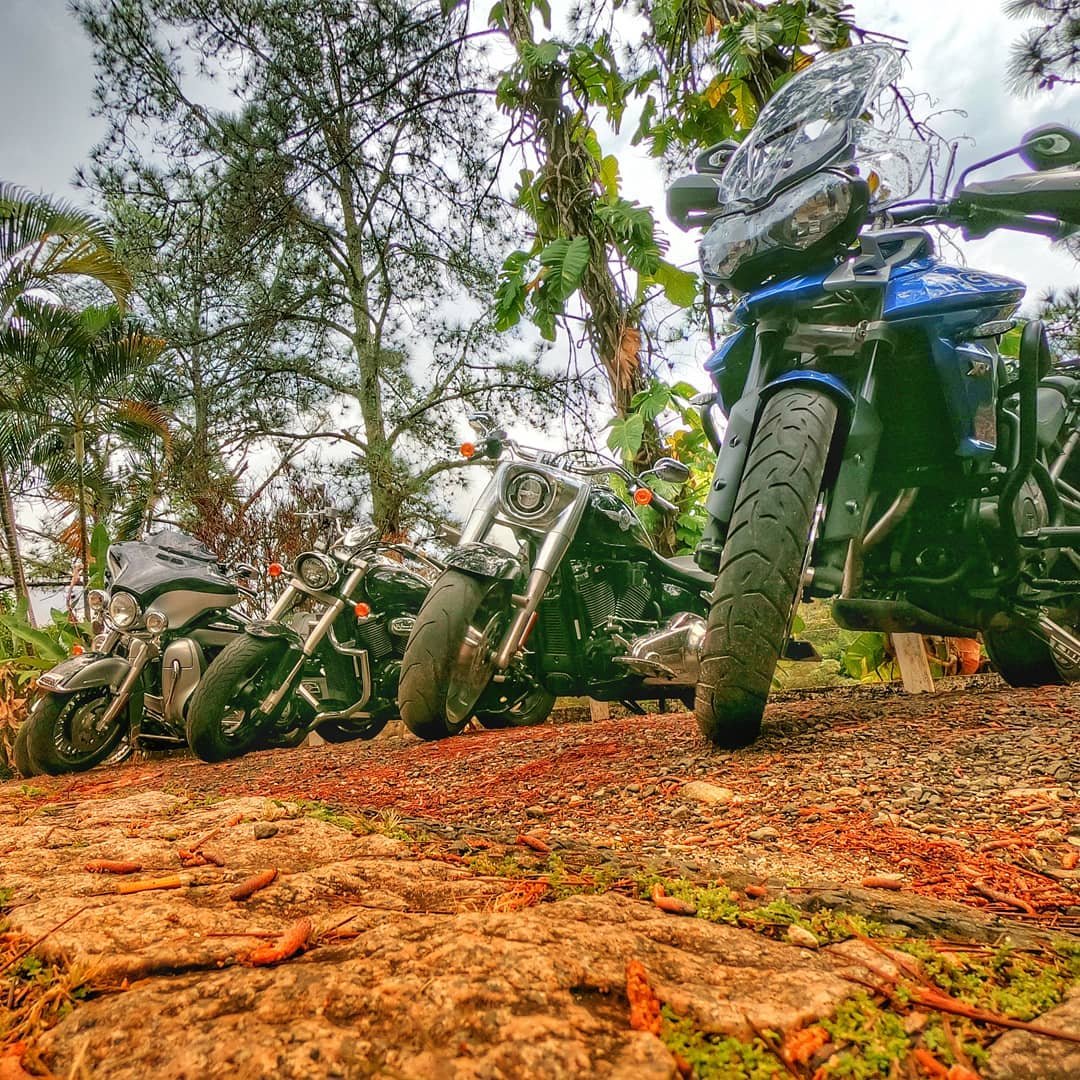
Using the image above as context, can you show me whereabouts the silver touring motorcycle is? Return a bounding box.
[14,531,267,776]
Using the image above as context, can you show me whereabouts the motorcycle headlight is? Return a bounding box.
[700,171,868,290]
[144,609,169,636]
[295,552,339,591]
[108,591,141,629]
[87,589,108,615]
[505,470,553,518]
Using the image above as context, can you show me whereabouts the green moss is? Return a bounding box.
[818,993,910,1078]
[893,939,1074,1021]
[660,1007,782,1080]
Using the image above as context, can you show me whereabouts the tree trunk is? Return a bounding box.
[75,427,90,621]
[0,451,35,626]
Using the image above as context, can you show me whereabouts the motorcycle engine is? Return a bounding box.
[1011,476,1050,536]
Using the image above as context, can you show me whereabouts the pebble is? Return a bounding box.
[525,806,549,819]
[748,827,780,842]
[253,822,278,840]
[786,925,819,949]
[680,781,735,806]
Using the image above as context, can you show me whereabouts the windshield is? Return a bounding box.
[718,45,928,208]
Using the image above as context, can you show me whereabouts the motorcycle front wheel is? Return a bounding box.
[476,684,556,729]
[186,636,301,762]
[13,719,37,777]
[25,688,128,775]
[696,387,837,748]
[399,570,508,740]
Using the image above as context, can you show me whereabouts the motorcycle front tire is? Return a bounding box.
[696,387,837,748]
[186,635,292,762]
[13,719,37,777]
[399,570,497,741]
[26,689,127,775]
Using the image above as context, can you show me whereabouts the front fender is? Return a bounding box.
[36,654,130,693]
[245,620,305,650]
[702,374,856,540]
[445,543,521,581]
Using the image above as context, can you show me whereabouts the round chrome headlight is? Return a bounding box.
[295,552,338,591]
[506,471,553,518]
[87,589,108,615]
[108,592,141,629]
[144,609,169,636]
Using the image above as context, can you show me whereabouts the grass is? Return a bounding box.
[283,799,425,842]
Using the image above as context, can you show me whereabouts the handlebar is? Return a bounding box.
[889,199,1076,240]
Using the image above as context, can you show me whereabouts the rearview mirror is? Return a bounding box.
[694,140,739,175]
[468,412,495,435]
[649,457,691,484]
[1019,124,1080,172]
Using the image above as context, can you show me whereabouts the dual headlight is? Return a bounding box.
[108,591,141,629]
[700,171,867,290]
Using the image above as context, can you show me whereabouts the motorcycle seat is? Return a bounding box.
[656,552,716,589]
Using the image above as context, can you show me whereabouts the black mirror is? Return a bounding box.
[1019,124,1080,171]
[694,140,739,174]
[649,457,691,484]
[667,173,724,231]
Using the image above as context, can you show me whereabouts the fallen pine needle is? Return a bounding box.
[972,881,1037,916]
[229,869,278,902]
[84,860,141,875]
[625,959,661,1035]
[650,884,697,916]
[1063,851,1079,871]
[116,875,183,895]
[248,917,312,966]
[745,884,768,899]
[860,877,904,890]
[515,834,551,855]
[0,906,89,975]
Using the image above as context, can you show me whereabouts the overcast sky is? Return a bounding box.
[3,0,1079,346]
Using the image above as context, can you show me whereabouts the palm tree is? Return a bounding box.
[0,303,169,611]
[0,184,133,620]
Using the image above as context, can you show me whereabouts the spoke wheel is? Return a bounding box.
[26,689,126,775]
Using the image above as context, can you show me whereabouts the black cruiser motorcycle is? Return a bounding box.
[398,416,725,740]
[14,531,268,776]
[665,44,1080,746]
[185,519,442,760]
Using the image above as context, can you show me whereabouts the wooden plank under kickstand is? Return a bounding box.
[890,633,936,694]
[589,699,611,722]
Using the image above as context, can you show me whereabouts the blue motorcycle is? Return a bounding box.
[667,45,1080,747]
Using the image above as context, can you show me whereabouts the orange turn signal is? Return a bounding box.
[71,643,85,656]
[633,487,654,506]
[460,442,476,459]
[354,602,371,618]
[267,562,284,578]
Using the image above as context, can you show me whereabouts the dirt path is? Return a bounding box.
[1,678,1078,1077]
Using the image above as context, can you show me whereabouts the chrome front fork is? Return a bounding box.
[99,636,157,728]
[258,566,368,715]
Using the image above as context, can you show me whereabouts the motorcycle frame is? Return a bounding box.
[256,560,376,722]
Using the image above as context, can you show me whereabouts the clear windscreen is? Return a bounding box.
[718,45,928,208]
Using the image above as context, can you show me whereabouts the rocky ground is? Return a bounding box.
[1,676,1078,1078]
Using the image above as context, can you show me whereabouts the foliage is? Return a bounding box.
[660,1007,781,1079]
[1007,0,1080,93]
[486,0,854,442]
[0,185,134,618]
[76,0,564,537]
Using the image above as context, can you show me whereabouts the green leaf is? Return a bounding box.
[840,631,887,681]
[599,154,620,197]
[538,236,590,301]
[0,614,68,663]
[605,412,645,457]
[648,260,698,307]
[999,324,1024,359]
[630,380,671,421]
